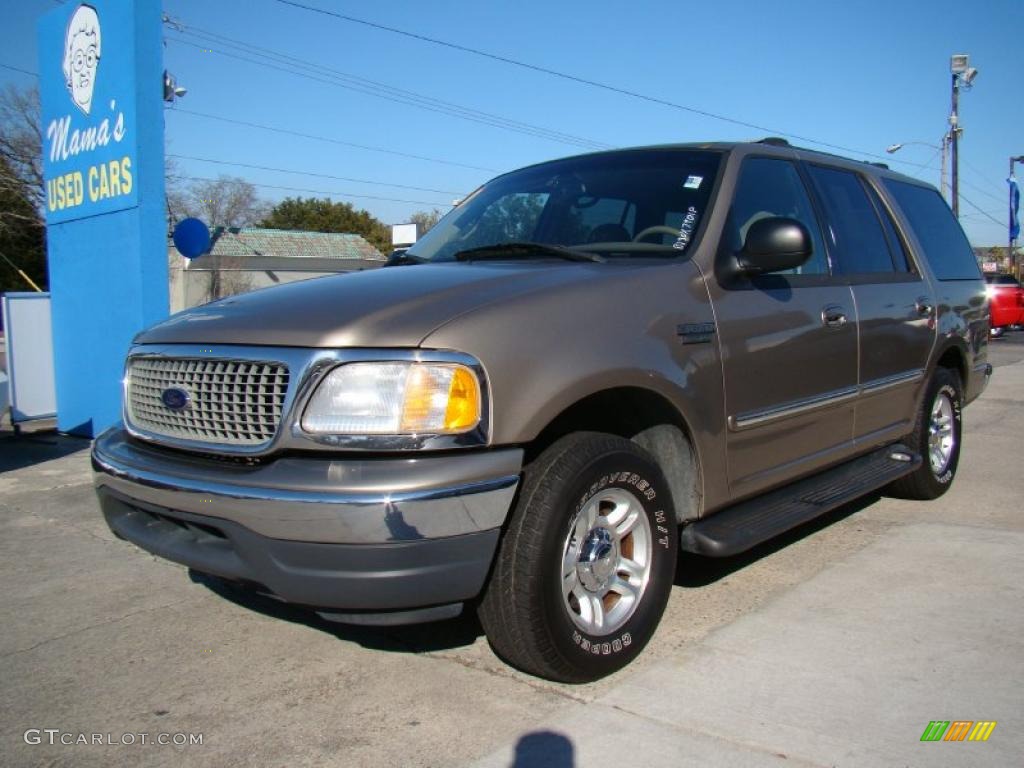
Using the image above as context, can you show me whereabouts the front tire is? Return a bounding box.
[887,367,963,500]
[478,432,678,683]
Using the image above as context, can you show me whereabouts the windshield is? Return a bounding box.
[407,149,723,262]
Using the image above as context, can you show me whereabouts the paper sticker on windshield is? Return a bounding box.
[684,175,703,189]
[673,206,700,250]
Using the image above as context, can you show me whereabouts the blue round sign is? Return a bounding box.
[172,217,211,259]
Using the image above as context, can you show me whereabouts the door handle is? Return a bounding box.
[821,305,847,329]
[915,297,934,317]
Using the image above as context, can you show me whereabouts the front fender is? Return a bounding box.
[421,260,729,505]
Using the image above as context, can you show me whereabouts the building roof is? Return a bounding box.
[203,227,384,261]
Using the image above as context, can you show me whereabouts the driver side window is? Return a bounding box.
[729,158,829,275]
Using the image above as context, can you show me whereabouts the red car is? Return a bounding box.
[985,273,1024,336]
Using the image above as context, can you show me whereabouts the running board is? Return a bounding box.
[680,444,920,557]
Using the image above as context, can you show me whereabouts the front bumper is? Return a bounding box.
[93,428,522,620]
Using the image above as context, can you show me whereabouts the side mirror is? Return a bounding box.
[736,217,812,275]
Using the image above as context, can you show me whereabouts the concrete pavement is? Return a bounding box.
[2,336,1022,767]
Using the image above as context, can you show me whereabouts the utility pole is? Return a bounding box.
[940,133,949,202]
[950,72,960,217]
[949,54,978,219]
[885,138,950,202]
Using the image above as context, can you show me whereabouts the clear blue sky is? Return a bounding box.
[3,0,1021,245]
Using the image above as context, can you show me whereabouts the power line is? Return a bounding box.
[898,148,942,184]
[176,24,610,151]
[166,34,609,151]
[6,37,1011,222]
[959,156,1010,200]
[958,176,1009,207]
[4,18,1012,205]
[958,210,1004,222]
[0,62,38,78]
[167,36,603,150]
[265,0,1024,198]
[267,0,920,163]
[959,192,1006,228]
[168,153,466,195]
[884,146,1008,205]
[178,174,452,207]
[168,108,498,173]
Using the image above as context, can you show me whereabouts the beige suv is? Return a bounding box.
[94,139,990,682]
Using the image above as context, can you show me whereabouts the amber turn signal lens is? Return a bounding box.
[444,366,480,431]
[397,364,480,433]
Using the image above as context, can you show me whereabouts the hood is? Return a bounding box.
[137,262,614,348]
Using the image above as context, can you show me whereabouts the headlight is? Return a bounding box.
[301,362,482,435]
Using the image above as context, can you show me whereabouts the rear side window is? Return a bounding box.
[865,185,911,272]
[806,166,896,274]
[882,180,982,281]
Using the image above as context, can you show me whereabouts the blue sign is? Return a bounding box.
[172,217,212,259]
[38,0,168,437]
[39,2,139,223]
[1010,176,1020,242]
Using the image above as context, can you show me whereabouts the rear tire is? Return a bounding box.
[886,367,962,500]
[478,432,677,683]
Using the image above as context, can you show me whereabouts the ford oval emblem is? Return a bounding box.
[161,387,191,411]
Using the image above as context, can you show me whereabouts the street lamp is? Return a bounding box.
[887,138,950,201]
[1010,155,1024,277]
[949,54,979,218]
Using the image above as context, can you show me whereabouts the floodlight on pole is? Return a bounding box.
[163,70,187,103]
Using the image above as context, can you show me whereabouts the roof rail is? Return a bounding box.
[867,162,890,169]
[757,137,791,146]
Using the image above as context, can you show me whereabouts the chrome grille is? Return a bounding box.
[127,357,289,447]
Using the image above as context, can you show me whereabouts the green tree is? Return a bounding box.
[261,197,390,254]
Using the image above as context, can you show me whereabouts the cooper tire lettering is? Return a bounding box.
[478,433,680,682]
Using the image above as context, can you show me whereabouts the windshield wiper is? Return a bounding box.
[454,242,605,263]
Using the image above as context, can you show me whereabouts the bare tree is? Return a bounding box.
[174,175,269,229]
[0,85,44,227]
[0,86,46,291]
[1,84,269,297]
[168,176,267,300]
[409,208,444,234]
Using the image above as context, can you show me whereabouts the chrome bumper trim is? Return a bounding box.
[92,428,522,544]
